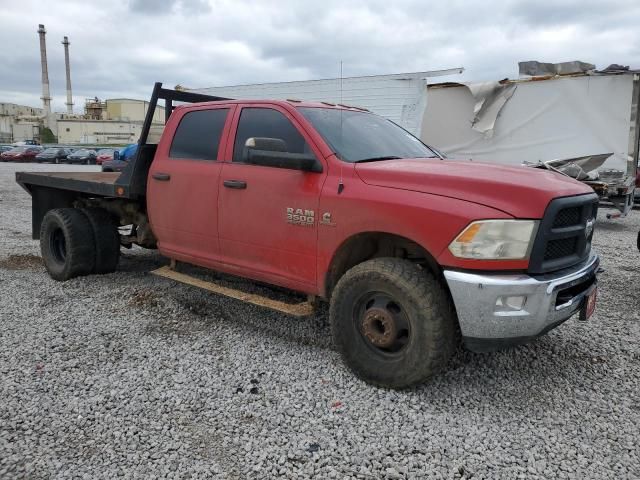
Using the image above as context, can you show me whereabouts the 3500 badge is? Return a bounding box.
[286,207,315,226]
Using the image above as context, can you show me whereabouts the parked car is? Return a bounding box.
[96,149,116,165]
[1,146,43,162]
[118,143,138,161]
[12,140,40,146]
[101,157,128,172]
[65,148,97,165]
[35,147,70,164]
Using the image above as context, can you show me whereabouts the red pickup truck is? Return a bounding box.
[16,84,600,388]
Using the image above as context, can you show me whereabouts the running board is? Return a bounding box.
[151,266,315,317]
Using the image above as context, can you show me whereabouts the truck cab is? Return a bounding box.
[16,84,600,388]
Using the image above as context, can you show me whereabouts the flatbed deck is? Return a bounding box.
[16,171,124,197]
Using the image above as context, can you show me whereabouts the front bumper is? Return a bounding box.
[444,253,599,352]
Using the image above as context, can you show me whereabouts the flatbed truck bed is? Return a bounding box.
[16,171,123,197]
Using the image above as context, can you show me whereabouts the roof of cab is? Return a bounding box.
[174,99,370,112]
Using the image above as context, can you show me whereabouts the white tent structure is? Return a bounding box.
[188,67,463,137]
[422,69,639,176]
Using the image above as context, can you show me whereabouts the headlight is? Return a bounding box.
[448,220,539,260]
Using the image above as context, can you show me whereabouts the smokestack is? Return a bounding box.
[37,24,52,123]
[62,36,73,114]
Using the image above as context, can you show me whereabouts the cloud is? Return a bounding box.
[0,0,638,113]
[129,0,176,14]
[128,0,211,15]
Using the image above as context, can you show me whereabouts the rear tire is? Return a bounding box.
[40,208,96,281]
[329,258,457,389]
[81,208,120,274]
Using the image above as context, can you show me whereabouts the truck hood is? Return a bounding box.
[355,158,594,218]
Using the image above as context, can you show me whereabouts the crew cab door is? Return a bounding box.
[218,105,326,290]
[147,105,234,261]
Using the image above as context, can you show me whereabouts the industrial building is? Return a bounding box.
[56,98,165,144]
[56,118,143,145]
[0,103,44,143]
[106,99,164,123]
[0,98,165,145]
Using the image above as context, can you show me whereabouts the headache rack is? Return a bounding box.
[16,83,230,201]
[16,83,230,239]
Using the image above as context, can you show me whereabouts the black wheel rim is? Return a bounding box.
[354,292,411,356]
[49,228,67,263]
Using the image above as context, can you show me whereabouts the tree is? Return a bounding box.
[39,126,57,144]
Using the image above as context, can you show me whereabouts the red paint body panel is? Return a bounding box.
[355,159,593,218]
[216,103,327,289]
[145,99,592,297]
[147,104,236,262]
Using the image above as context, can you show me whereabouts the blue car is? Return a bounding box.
[102,144,137,172]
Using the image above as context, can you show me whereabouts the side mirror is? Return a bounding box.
[244,137,322,172]
[245,137,287,152]
[113,151,120,161]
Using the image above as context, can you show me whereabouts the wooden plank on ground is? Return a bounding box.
[151,266,315,317]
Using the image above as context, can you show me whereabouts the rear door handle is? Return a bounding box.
[223,179,247,189]
[152,172,171,181]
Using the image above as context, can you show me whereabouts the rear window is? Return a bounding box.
[169,108,229,161]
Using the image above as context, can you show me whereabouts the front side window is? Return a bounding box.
[297,107,437,162]
[169,108,229,161]
[233,108,312,163]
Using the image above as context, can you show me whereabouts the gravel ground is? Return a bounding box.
[1,162,639,479]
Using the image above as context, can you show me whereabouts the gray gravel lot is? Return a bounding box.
[1,162,639,479]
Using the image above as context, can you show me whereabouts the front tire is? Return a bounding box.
[330,258,457,389]
[40,208,96,281]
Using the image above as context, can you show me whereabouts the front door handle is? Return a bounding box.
[152,172,171,181]
[223,179,247,189]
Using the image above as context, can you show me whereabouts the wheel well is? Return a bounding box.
[324,232,440,298]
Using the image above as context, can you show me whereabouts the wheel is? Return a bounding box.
[329,258,457,389]
[81,208,120,274]
[40,208,96,281]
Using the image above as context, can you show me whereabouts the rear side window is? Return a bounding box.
[169,108,229,160]
[233,108,310,163]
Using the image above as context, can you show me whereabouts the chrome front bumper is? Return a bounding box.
[443,253,600,352]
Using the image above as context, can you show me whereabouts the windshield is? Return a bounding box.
[297,107,437,162]
[43,148,58,153]
[9,147,27,153]
[74,149,89,155]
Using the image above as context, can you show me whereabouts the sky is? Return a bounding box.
[1,0,639,113]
